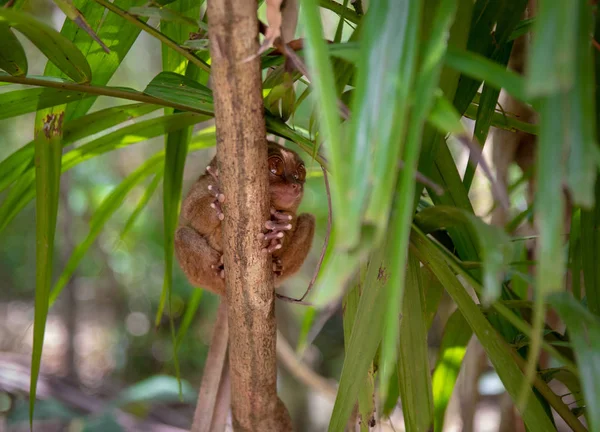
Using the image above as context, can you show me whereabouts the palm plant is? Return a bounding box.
[0,0,598,430]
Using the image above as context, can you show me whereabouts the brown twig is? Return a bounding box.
[191,302,229,432]
[457,135,510,211]
[276,331,337,399]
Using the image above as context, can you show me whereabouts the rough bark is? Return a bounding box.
[206,0,293,430]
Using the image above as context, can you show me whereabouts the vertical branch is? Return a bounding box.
[206,0,292,431]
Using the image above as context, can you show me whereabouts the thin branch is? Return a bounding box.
[191,302,229,432]
[276,331,337,400]
[92,0,210,73]
[0,74,211,114]
[456,134,510,211]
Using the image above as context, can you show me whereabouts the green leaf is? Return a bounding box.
[30,109,64,425]
[451,0,528,115]
[0,103,160,194]
[50,154,164,304]
[444,46,529,104]
[397,253,434,431]
[581,179,600,316]
[565,0,597,208]
[0,23,27,76]
[0,9,91,83]
[380,0,456,400]
[175,289,203,349]
[143,71,214,113]
[432,309,472,432]
[120,171,164,241]
[61,0,149,121]
[0,73,214,117]
[157,3,202,391]
[52,0,110,54]
[410,226,557,431]
[342,268,375,431]
[129,6,200,29]
[300,0,346,247]
[0,113,208,233]
[0,87,89,121]
[549,293,600,431]
[415,206,513,305]
[351,0,420,246]
[526,1,577,96]
[464,41,513,190]
[426,91,467,135]
[114,375,197,406]
[328,247,387,431]
[463,102,538,135]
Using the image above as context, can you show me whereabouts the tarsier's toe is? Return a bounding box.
[265,220,292,231]
[271,209,293,221]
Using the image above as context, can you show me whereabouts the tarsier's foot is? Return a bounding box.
[259,208,293,253]
[210,254,225,279]
[206,165,225,221]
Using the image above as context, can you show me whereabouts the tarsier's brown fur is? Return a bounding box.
[175,141,315,296]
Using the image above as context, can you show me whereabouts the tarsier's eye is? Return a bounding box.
[295,164,306,182]
[268,156,284,176]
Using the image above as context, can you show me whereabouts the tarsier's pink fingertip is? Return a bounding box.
[286,224,292,230]
[277,233,283,238]
[275,244,282,250]
[210,203,216,209]
[208,185,213,190]
[218,214,225,221]
[287,215,292,220]
[218,194,225,202]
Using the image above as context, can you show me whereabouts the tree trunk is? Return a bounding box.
[206,0,293,430]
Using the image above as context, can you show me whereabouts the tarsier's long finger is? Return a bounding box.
[210,201,225,221]
[206,165,219,181]
[207,184,225,203]
[265,220,292,231]
[270,208,293,221]
[262,231,284,241]
[262,240,283,254]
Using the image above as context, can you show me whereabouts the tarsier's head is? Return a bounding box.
[267,142,306,211]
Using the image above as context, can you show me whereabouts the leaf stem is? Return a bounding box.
[0,73,212,115]
[92,0,211,73]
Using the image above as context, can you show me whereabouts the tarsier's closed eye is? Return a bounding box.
[268,156,284,176]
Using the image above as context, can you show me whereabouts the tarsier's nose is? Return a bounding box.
[290,183,300,193]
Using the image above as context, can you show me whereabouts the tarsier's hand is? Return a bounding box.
[206,165,225,221]
[259,208,293,254]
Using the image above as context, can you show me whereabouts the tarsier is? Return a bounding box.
[175,141,315,296]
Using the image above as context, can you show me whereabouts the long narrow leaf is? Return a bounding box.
[379,0,455,400]
[397,253,434,431]
[0,103,160,194]
[50,155,164,304]
[410,226,558,431]
[432,309,472,432]
[0,9,91,82]
[549,293,600,431]
[0,23,27,76]
[30,109,64,425]
[300,0,345,247]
